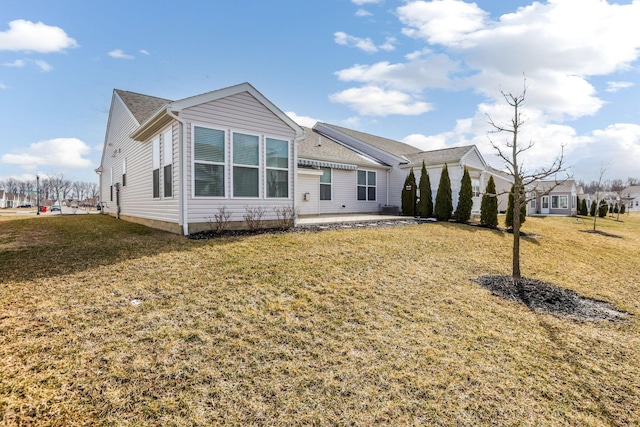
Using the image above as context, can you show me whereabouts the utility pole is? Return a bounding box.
[36,175,40,215]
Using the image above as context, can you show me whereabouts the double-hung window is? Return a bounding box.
[357,170,376,201]
[152,136,160,198]
[194,126,225,197]
[551,195,568,209]
[320,167,331,200]
[163,127,173,197]
[266,138,289,198]
[233,132,260,198]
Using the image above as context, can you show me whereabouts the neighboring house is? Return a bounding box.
[0,190,6,208]
[527,180,578,216]
[306,123,511,216]
[622,186,640,211]
[97,82,304,235]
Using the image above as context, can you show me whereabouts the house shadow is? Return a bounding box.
[0,215,239,285]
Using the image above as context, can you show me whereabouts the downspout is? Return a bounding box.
[292,130,305,227]
[165,107,189,236]
[387,169,391,207]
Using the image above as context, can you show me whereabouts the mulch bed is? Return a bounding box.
[475,275,631,321]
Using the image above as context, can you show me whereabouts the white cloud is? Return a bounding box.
[352,0,382,4]
[0,82,6,90]
[355,9,373,17]
[285,112,321,128]
[0,19,78,53]
[334,32,378,53]
[335,55,460,91]
[329,86,432,116]
[108,49,134,59]
[606,81,634,93]
[3,59,25,67]
[33,59,52,72]
[139,49,150,55]
[1,138,92,169]
[398,0,487,47]
[379,37,396,52]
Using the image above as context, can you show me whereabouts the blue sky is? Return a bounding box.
[1,0,639,185]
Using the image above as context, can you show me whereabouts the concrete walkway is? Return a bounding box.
[297,214,407,225]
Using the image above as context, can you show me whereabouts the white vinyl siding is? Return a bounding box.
[152,136,160,199]
[181,92,296,228]
[122,158,127,187]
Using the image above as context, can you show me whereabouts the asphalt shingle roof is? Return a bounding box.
[115,89,171,125]
[298,127,384,167]
[320,123,421,157]
[404,145,476,166]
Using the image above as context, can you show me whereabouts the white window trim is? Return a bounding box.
[231,130,261,199]
[357,169,377,201]
[320,167,332,201]
[191,123,227,199]
[552,195,568,209]
[162,126,173,199]
[264,135,291,200]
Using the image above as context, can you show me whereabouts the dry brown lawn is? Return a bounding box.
[1,213,639,426]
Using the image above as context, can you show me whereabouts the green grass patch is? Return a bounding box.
[1,213,639,425]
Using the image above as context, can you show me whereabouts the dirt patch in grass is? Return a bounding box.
[475,275,631,321]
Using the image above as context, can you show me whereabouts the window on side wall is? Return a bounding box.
[163,127,173,197]
[152,136,160,198]
[357,170,376,201]
[122,158,127,187]
[233,132,259,198]
[266,138,289,198]
[193,126,225,197]
[320,167,331,200]
[530,199,536,209]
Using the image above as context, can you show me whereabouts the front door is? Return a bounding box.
[541,196,550,214]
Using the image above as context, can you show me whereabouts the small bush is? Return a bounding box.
[434,164,452,221]
[453,167,473,223]
[244,206,266,231]
[480,176,498,228]
[207,206,232,234]
[274,205,299,231]
[401,168,417,216]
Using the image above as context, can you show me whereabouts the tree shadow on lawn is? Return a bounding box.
[0,215,209,284]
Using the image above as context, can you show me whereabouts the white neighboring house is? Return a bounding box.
[0,190,7,208]
[622,186,640,211]
[97,82,304,235]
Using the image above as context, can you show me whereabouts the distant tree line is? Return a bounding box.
[0,174,99,206]
[577,177,639,194]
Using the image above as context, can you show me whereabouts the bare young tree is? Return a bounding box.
[610,178,626,221]
[591,164,607,231]
[486,82,566,281]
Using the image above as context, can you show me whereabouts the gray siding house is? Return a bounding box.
[98,82,516,234]
[300,123,510,216]
[527,180,578,216]
[97,83,304,235]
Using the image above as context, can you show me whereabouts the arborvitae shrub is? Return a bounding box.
[480,176,498,228]
[614,203,619,214]
[580,198,588,216]
[416,161,433,218]
[609,203,614,214]
[598,200,608,218]
[434,164,453,221]
[453,167,473,223]
[620,204,626,214]
[401,168,417,216]
[590,200,597,216]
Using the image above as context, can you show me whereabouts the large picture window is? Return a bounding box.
[233,132,259,198]
[357,170,376,201]
[320,167,331,201]
[266,138,289,198]
[194,126,225,197]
